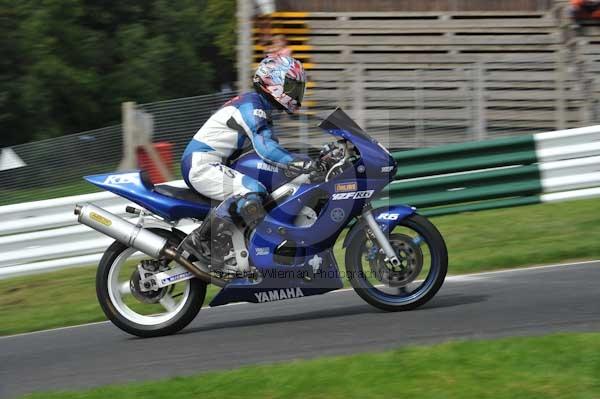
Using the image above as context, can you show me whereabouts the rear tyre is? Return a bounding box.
[96,228,206,338]
[345,214,447,312]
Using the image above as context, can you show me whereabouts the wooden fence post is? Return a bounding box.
[237,0,253,93]
[119,102,174,181]
[119,101,139,171]
[352,64,365,129]
[475,62,487,140]
[415,69,424,147]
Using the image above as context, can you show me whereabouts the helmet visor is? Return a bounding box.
[283,77,305,105]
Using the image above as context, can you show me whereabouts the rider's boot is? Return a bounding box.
[179,196,236,262]
[179,193,266,262]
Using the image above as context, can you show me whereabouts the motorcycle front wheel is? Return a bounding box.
[345,214,448,311]
[96,228,206,338]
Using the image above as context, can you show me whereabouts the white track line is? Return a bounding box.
[1,259,598,341]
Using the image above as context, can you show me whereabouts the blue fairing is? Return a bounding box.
[342,205,417,248]
[84,171,212,221]
[230,152,293,192]
[209,249,343,306]
[85,108,407,307]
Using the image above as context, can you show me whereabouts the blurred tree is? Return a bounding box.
[0,1,27,146]
[0,0,236,146]
[204,0,237,86]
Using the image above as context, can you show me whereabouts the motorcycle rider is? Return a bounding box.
[180,56,321,263]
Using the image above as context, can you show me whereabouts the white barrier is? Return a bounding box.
[0,193,133,279]
[1,125,599,279]
[0,178,202,279]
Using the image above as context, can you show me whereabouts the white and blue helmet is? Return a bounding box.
[253,56,306,113]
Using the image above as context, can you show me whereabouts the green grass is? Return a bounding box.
[433,197,600,274]
[22,333,600,399]
[0,181,100,206]
[0,267,103,334]
[0,267,221,336]
[1,198,599,336]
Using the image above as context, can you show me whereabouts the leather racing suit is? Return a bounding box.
[180,91,310,264]
[181,91,303,203]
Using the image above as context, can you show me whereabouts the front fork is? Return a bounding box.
[362,209,402,268]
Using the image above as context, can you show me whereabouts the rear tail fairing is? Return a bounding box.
[84,171,211,221]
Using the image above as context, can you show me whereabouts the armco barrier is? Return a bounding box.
[0,192,133,278]
[1,125,599,279]
[377,125,600,216]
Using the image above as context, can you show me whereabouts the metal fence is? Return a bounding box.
[0,91,232,206]
[139,91,236,162]
[0,125,122,205]
[2,60,599,206]
[305,60,600,149]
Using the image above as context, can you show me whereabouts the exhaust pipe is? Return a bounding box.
[74,204,225,287]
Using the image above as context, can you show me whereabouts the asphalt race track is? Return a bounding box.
[1,260,599,398]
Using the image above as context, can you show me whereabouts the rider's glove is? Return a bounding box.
[287,159,327,181]
[306,160,327,181]
[288,159,321,174]
[309,159,327,174]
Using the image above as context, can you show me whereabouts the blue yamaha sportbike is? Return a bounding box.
[75,108,447,337]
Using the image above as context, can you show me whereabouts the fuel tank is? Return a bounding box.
[230,152,295,192]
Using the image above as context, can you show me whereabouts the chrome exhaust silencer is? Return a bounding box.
[74,204,225,287]
[75,203,167,258]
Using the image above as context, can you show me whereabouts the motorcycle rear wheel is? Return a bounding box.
[96,228,206,338]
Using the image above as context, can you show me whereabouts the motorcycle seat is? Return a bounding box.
[153,183,216,205]
[138,172,217,205]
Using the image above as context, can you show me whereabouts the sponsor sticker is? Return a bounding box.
[257,162,278,173]
[332,190,374,201]
[254,288,304,303]
[381,166,394,173]
[255,247,270,256]
[377,213,400,221]
[335,182,357,192]
[253,109,267,119]
[307,254,323,273]
[103,173,140,185]
[161,271,193,285]
[90,212,112,227]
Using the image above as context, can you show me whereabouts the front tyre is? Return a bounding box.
[345,214,447,312]
[96,228,206,338]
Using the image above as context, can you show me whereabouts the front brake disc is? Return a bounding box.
[370,233,424,287]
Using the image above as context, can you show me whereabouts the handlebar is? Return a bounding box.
[324,140,351,182]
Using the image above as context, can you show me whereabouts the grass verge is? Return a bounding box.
[0,181,100,206]
[2,198,599,336]
[22,333,600,399]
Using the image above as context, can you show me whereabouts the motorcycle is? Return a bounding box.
[75,108,448,337]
